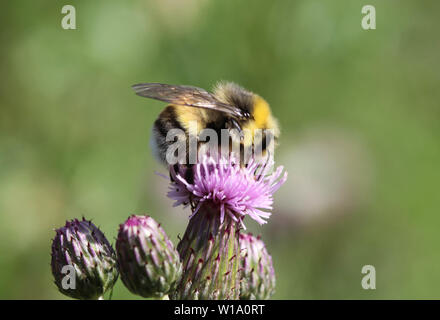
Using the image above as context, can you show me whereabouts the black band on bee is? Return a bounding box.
[155,107,185,136]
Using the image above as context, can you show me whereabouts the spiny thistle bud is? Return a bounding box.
[116,215,182,298]
[167,155,286,300]
[239,233,275,300]
[50,218,118,300]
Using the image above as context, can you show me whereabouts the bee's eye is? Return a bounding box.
[241,111,251,119]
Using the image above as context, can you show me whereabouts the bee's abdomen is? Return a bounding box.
[156,106,186,135]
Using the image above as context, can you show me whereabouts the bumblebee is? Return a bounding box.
[132,81,280,166]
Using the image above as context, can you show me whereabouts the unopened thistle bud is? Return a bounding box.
[239,233,275,300]
[50,218,118,300]
[167,155,286,300]
[116,215,182,298]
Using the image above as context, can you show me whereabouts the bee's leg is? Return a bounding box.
[228,118,244,139]
[169,164,180,182]
[169,163,194,184]
[184,164,194,185]
[240,142,246,166]
[189,195,196,211]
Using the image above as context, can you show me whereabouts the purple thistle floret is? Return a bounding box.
[167,155,287,227]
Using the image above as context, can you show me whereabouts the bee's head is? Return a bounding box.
[213,81,280,151]
[213,81,276,129]
[213,81,254,120]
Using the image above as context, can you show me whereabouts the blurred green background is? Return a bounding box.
[0,0,439,299]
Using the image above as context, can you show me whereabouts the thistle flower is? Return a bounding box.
[50,218,118,300]
[168,155,287,227]
[239,233,275,300]
[167,155,286,299]
[116,215,182,298]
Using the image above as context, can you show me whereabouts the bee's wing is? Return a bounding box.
[132,83,249,119]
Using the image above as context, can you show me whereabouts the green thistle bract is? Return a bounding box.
[172,204,240,300]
